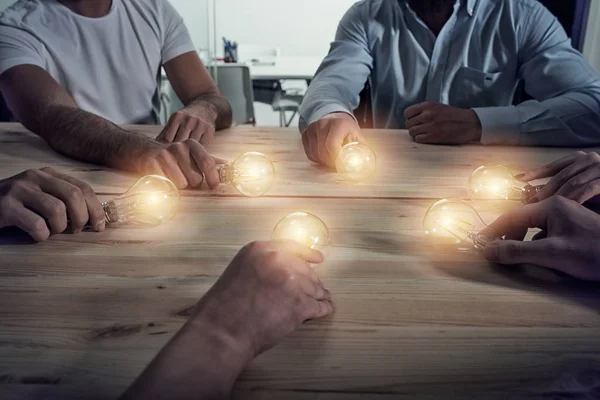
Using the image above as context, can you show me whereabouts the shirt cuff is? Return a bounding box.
[472,106,521,145]
[299,103,356,132]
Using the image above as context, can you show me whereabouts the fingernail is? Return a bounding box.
[484,242,499,261]
[317,251,325,262]
[96,221,106,232]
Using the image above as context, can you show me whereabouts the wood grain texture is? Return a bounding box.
[0,123,599,399]
[2,123,599,198]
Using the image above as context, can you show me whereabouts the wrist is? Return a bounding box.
[186,305,255,374]
[468,109,483,142]
[125,138,167,174]
[185,101,218,126]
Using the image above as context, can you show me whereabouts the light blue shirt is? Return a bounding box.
[300,0,600,146]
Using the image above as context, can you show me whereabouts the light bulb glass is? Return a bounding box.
[220,152,275,197]
[469,165,543,202]
[103,175,179,227]
[423,199,489,250]
[336,142,377,182]
[272,212,331,250]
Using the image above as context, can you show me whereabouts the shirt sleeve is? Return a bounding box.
[160,0,196,64]
[0,25,45,76]
[473,2,600,146]
[298,1,373,132]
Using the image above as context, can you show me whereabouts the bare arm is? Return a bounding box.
[164,52,232,131]
[120,241,333,400]
[0,65,162,172]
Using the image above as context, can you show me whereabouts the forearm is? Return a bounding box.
[475,89,600,147]
[25,104,161,171]
[120,317,250,400]
[184,93,232,131]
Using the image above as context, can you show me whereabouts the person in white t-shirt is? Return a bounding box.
[0,0,232,190]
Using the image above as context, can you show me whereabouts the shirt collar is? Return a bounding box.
[466,0,478,17]
[402,0,479,17]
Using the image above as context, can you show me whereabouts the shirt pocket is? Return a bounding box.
[450,67,503,109]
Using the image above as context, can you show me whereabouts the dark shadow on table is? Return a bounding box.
[0,227,38,245]
[432,258,600,314]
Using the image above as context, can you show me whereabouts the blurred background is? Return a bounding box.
[0,0,598,128]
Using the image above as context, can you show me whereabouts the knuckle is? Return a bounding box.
[22,169,41,181]
[588,152,600,162]
[9,179,29,193]
[48,199,66,216]
[66,186,84,202]
[266,250,285,266]
[576,151,587,157]
[200,158,216,172]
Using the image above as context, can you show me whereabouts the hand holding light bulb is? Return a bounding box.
[137,139,225,190]
[0,167,106,241]
[336,142,377,182]
[423,199,490,250]
[469,165,543,202]
[481,196,600,281]
[514,152,600,205]
[219,152,275,197]
[302,112,366,167]
[103,175,180,227]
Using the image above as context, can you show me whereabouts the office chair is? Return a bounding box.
[160,65,256,126]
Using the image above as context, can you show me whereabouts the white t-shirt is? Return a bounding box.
[0,0,195,124]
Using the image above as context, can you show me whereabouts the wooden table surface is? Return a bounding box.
[1,123,600,400]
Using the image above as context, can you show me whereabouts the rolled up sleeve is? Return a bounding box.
[299,1,373,132]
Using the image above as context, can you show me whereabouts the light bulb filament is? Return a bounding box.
[434,215,474,242]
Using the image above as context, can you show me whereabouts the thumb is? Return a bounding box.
[484,240,551,266]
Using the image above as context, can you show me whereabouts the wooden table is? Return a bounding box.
[1,123,600,400]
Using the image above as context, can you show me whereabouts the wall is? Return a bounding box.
[171,0,358,58]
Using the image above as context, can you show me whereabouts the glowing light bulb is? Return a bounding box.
[336,142,377,182]
[219,152,275,197]
[423,199,490,250]
[469,165,543,203]
[272,212,331,250]
[102,175,180,227]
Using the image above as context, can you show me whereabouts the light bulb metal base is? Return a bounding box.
[468,232,490,250]
[520,184,544,203]
[218,164,234,184]
[102,201,119,225]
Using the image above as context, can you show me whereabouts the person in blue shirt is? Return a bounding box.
[300,0,600,167]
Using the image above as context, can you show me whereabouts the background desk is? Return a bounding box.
[242,56,323,81]
[1,123,600,399]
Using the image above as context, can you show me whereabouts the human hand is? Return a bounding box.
[405,102,482,144]
[0,167,105,241]
[137,140,226,190]
[156,109,216,146]
[516,152,600,204]
[302,112,366,167]
[191,240,334,361]
[481,196,600,281]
